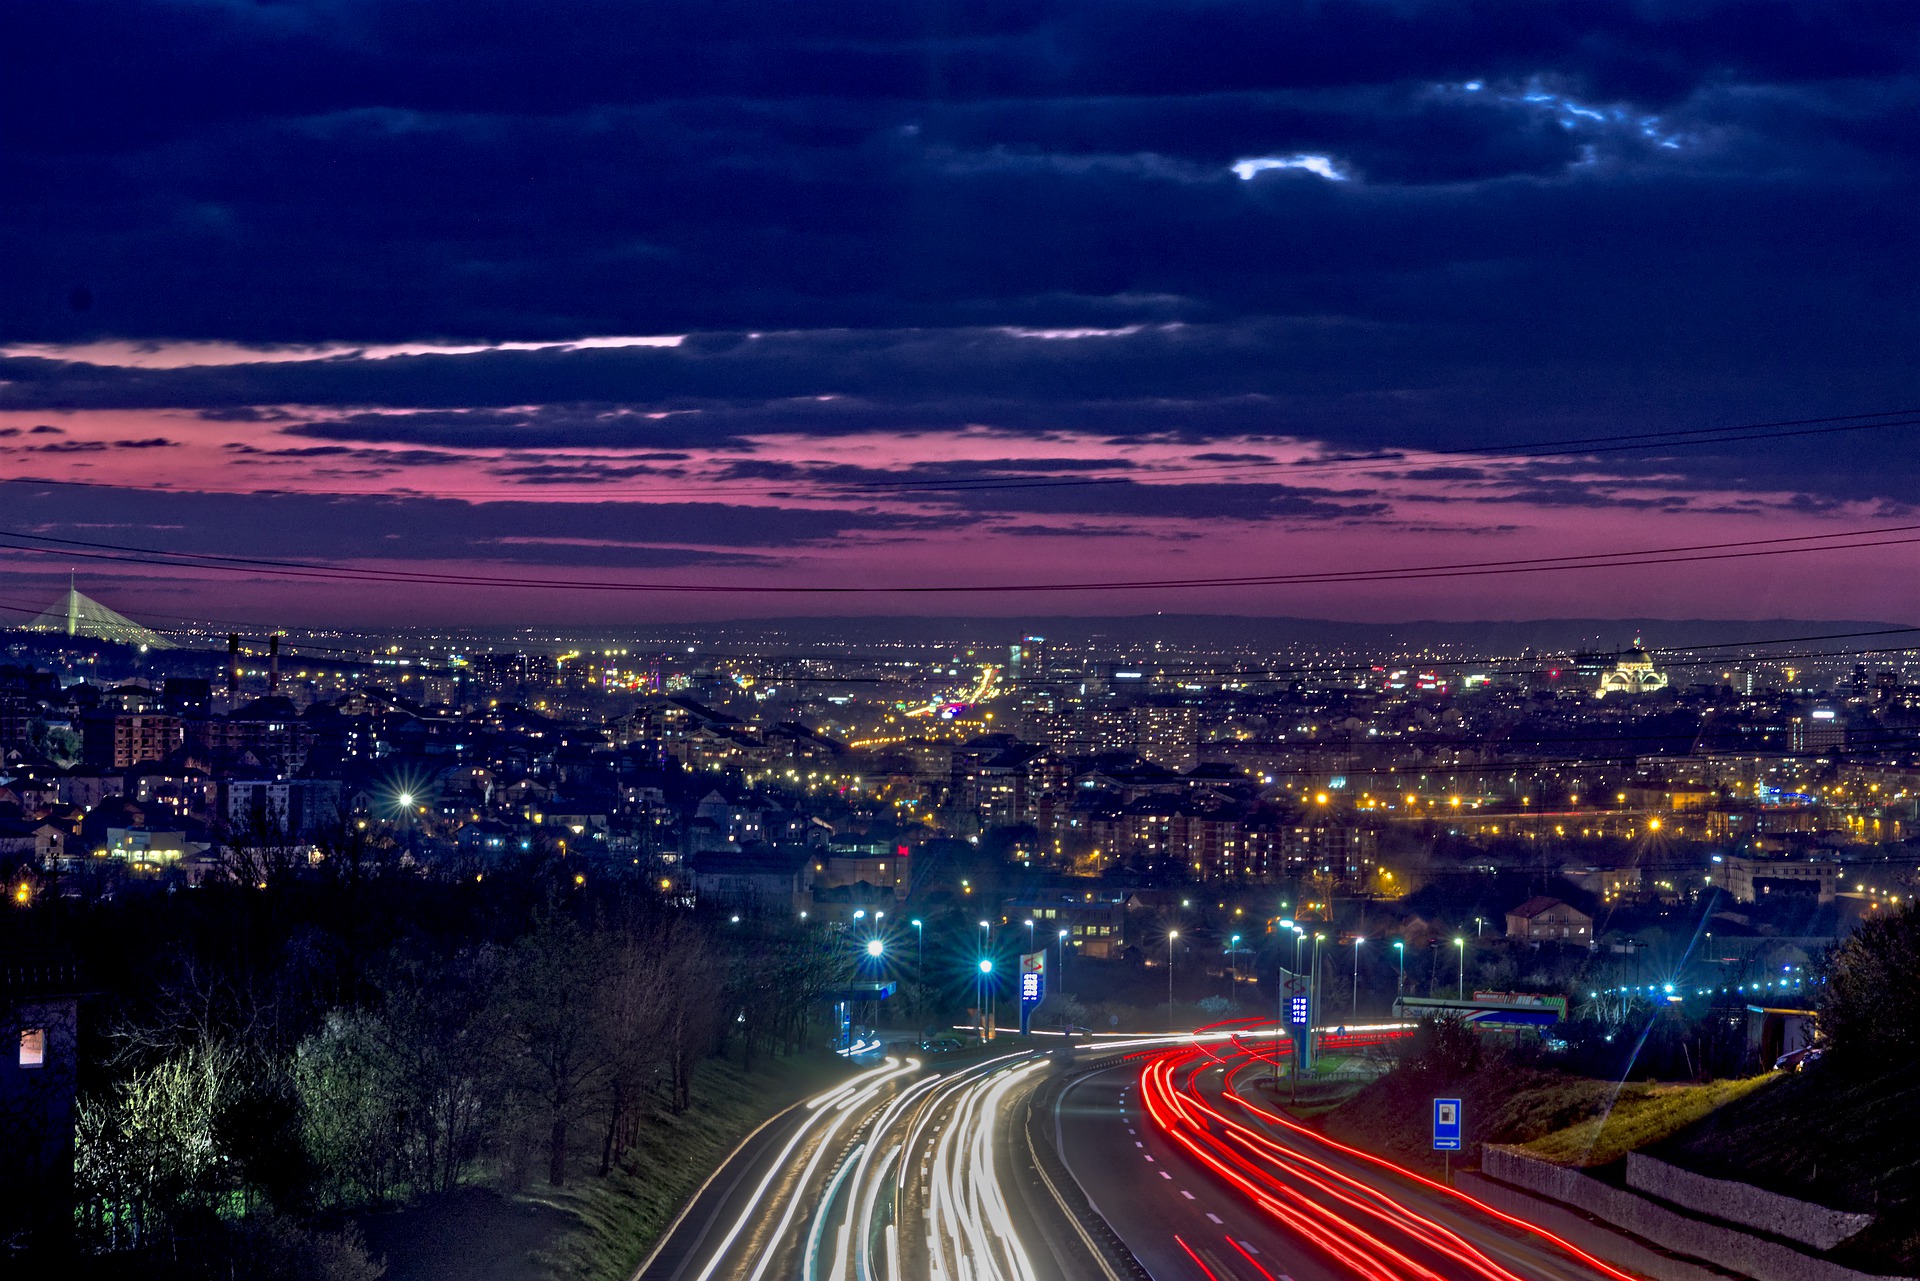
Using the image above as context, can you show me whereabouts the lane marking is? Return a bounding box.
[1180,1190,1195,1200]
[1206,1213,1223,1224]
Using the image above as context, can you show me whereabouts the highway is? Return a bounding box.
[1058,1038,1649,1281]
[632,1047,1101,1281]
[634,1028,1658,1281]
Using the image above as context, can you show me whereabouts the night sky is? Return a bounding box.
[4,2,1919,627]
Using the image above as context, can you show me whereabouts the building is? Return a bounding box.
[0,950,83,1247]
[1708,853,1840,904]
[1590,645,1668,698]
[82,711,184,770]
[1787,708,1847,754]
[998,895,1127,960]
[1503,896,1594,944]
[686,845,813,915]
[225,778,344,837]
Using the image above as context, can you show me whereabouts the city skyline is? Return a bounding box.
[6,3,1920,625]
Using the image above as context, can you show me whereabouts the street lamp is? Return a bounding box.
[1025,918,1035,953]
[1352,936,1364,1016]
[1394,940,1406,997]
[1312,933,1326,1038]
[1229,934,1242,990]
[1167,930,1179,1029]
[865,938,885,959]
[853,909,867,921]
[1454,937,1466,1001]
[1057,928,1069,985]
[910,918,923,968]
[978,956,995,1039]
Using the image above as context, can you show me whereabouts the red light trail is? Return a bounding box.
[1137,1043,1643,1281]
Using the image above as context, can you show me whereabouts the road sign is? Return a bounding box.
[1433,1098,1462,1151]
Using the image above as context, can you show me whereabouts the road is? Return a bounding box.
[1058,1039,1649,1281]
[634,1027,1655,1281]
[633,1047,1102,1281]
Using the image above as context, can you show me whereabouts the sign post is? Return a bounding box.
[1287,989,1311,1101]
[1433,1097,1462,1185]
[1018,950,1045,1035]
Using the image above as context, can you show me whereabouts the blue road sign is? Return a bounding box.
[1433,1098,1462,1151]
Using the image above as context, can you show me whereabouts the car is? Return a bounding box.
[918,1034,966,1053]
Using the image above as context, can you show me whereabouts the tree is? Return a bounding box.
[1819,900,1920,1066]
[74,1039,242,1252]
[496,915,612,1186]
[293,1010,410,1207]
[592,917,672,1176]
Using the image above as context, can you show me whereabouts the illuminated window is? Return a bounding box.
[19,1028,45,1068]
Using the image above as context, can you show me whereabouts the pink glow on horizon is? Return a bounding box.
[2,407,1915,627]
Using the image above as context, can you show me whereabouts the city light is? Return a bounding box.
[865,939,885,958]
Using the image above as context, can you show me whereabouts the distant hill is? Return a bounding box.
[597,615,1913,653]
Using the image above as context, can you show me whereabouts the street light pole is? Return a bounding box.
[980,920,992,1036]
[1394,940,1406,998]
[911,918,923,970]
[1025,918,1035,956]
[1229,934,1241,993]
[1454,937,1466,1002]
[1352,935,1363,1016]
[1167,930,1179,1030]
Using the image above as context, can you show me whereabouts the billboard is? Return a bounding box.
[1019,949,1046,1004]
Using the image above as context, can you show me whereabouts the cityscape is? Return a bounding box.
[4,5,1920,1281]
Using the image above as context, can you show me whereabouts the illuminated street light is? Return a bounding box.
[911,918,923,967]
[1167,930,1179,1029]
[1454,937,1467,1001]
[865,938,885,958]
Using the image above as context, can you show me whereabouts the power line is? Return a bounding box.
[3,517,1920,596]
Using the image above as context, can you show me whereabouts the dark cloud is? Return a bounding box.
[3,0,1919,529]
[0,482,942,570]
[2,436,176,454]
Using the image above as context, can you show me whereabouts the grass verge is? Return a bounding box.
[1521,1075,1774,1167]
[536,1048,854,1281]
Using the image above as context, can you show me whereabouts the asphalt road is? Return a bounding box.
[1058,1046,1649,1281]
[632,1046,1107,1281]
[1057,1063,1348,1281]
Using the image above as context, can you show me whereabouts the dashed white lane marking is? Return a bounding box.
[1238,1240,1259,1254]
[1179,1191,1195,1201]
[1159,1171,1172,1180]
[1143,1154,1154,1162]
[1206,1213,1223,1224]
[1134,1141,1144,1148]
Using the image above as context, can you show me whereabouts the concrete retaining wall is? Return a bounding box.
[1483,1146,1912,1281]
[1626,1152,1873,1251]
